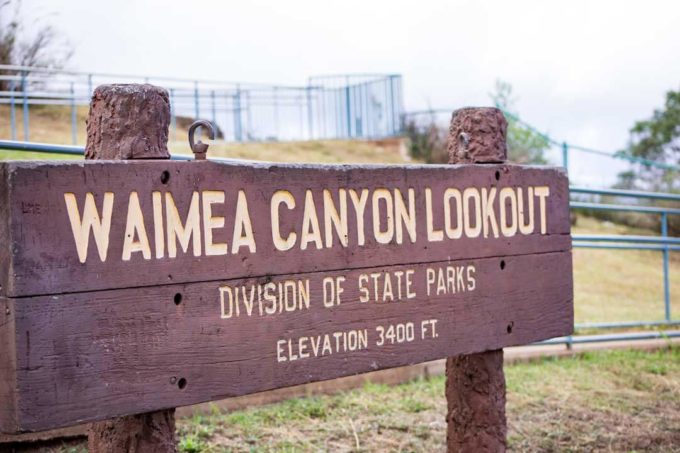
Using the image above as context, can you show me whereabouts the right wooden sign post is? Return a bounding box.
[446,107,523,452]
[0,84,573,452]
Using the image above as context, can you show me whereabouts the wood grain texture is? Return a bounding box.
[446,350,506,451]
[446,106,509,453]
[0,297,17,433]
[0,163,11,301]
[88,410,176,453]
[85,84,171,160]
[85,82,176,453]
[0,160,570,298]
[447,108,508,164]
[5,251,572,432]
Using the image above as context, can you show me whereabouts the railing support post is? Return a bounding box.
[210,89,216,137]
[273,86,279,140]
[170,88,177,142]
[9,79,16,141]
[306,85,313,140]
[662,212,671,321]
[345,83,352,138]
[194,81,200,121]
[70,82,77,145]
[21,71,29,141]
[562,141,569,172]
[445,107,508,452]
[233,85,242,142]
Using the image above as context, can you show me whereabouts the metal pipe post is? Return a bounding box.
[9,79,16,140]
[169,88,177,142]
[224,93,231,141]
[662,212,671,321]
[389,75,396,135]
[562,142,569,172]
[194,81,200,120]
[21,71,29,141]
[210,90,216,138]
[336,87,342,139]
[234,86,242,142]
[383,77,390,137]
[306,85,313,140]
[245,90,252,141]
[345,83,352,138]
[361,82,368,138]
[70,82,77,144]
[298,91,304,140]
[273,86,279,140]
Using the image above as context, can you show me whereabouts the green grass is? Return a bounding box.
[0,150,76,160]
[168,347,679,452]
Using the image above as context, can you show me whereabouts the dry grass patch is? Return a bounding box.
[572,215,680,325]
[166,347,680,453]
[0,104,89,146]
[168,138,408,164]
[28,347,680,452]
[0,105,408,165]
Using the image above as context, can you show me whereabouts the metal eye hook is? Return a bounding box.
[188,120,216,160]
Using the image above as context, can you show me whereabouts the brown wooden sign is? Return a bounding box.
[0,159,572,433]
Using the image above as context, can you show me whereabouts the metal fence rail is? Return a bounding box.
[0,65,403,143]
[0,139,677,348]
[569,186,679,330]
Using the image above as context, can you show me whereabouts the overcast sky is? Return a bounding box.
[22,0,680,185]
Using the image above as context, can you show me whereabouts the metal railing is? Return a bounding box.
[0,139,677,347]
[570,186,679,330]
[0,65,403,143]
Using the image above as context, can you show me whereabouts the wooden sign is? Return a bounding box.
[0,160,573,433]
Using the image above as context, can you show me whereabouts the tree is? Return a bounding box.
[490,80,549,165]
[404,112,448,164]
[616,89,680,193]
[612,89,680,236]
[0,0,72,90]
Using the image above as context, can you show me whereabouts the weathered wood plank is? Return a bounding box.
[1,160,569,297]
[0,163,11,302]
[0,297,17,433]
[6,251,572,432]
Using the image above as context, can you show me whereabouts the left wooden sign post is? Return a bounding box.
[0,85,573,452]
[86,84,176,452]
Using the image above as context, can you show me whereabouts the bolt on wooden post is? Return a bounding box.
[85,84,177,453]
[446,107,509,452]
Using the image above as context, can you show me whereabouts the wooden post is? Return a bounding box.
[445,107,508,452]
[85,83,176,453]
